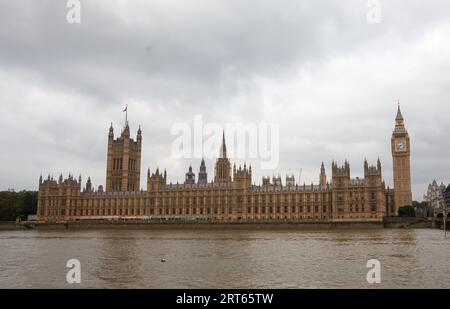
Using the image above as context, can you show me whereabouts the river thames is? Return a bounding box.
[0,228,449,288]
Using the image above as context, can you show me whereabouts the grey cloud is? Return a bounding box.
[0,0,430,104]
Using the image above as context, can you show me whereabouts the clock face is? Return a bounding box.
[396,141,405,150]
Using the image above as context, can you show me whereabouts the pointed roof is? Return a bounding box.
[219,130,227,158]
[199,158,207,174]
[393,101,407,134]
[396,101,404,121]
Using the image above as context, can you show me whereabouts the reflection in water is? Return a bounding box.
[0,229,449,288]
[94,230,142,288]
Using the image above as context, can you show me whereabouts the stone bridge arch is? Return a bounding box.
[434,210,450,229]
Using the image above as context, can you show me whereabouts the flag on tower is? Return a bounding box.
[123,104,128,125]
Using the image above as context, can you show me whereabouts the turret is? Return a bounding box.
[286,174,295,186]
[198,158,208,184]
[320,162,327,186]
[147,167,167,191]
[137,125,142,144]
[86,177,92,192]
[185,165,195,184]
[272,174,282,186]
[108,123,114,140]
[364,159,382,178]
[332,160,350,188]
[233,162,252,188]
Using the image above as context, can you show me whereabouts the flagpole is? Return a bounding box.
[123,104,128,126]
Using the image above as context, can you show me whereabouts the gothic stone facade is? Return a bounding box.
[36,107,413,222]
[423,180,447,210]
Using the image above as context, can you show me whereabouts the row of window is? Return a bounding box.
[156,192,329,204]
[42,199,330,209]
[42,192,344,205]
[55,205,331,217]
[41,204,381,217]
[41,206,378,218]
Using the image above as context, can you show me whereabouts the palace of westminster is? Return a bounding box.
[36,106,413,222]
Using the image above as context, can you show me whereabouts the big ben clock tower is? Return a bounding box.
[391,103,413,215]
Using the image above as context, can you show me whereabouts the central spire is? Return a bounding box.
[214,130,232,183]
[219,130,227,158]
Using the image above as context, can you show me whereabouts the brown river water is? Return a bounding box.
[0,228,449,288]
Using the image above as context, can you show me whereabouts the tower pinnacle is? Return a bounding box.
[320,162,327,186]
[394,101,406,134]
[396,100,404,122]
[214,131,232,183]
[220,130,227,158]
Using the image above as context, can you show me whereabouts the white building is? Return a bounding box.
[423,180,446,210]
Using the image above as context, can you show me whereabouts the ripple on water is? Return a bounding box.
[0,229,449,288]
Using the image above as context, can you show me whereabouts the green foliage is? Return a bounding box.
[412,201,428,208]
[0,191,37,221]
[398,205,415,217]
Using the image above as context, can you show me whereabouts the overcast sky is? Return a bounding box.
[1,0,449,200]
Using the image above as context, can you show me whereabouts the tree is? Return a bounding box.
[0,191,37,221]
[398,205,415,217]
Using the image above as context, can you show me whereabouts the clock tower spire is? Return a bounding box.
[391,102,413,215]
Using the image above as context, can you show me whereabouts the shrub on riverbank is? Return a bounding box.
[0,191,37,221]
